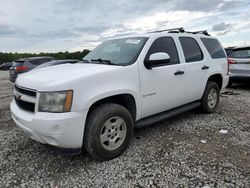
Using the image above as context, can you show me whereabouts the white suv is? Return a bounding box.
[11,28,229,160]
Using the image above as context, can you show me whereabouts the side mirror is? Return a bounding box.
[144,52,170,69]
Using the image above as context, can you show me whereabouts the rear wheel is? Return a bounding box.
[201,81,220,113]
[84,103,134,160]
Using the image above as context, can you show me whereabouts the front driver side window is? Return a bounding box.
[145,37,180,65]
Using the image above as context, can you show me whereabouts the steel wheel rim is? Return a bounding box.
[100,116,127,151]
[208,88,218,109]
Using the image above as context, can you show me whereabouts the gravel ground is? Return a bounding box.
[0,70,249,188]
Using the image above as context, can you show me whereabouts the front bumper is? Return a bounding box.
[10,100,88,149]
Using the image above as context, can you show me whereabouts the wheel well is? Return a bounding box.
[208,74,223,90]
[88,94,137,120]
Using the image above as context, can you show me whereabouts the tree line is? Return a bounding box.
[0,50,90,64]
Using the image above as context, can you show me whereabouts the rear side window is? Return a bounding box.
[145,37,179,65]
[201,38,226,59]
[229,48,250,58]
[179,37,203,62]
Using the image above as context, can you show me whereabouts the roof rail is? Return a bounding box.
[148,28,210,36]
[186,30,210,36]
[149,27,185,33]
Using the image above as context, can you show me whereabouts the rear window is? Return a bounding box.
[179,37,203,62]
[13,61,25,66]
[201,38,226,59]
[229,48,250,58]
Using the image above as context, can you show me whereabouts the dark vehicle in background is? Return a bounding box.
[227,46,250,86]
[32,59,80,71]
[9,56,55,82]
[0,62,13,70]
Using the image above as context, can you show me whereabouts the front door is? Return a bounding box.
[139,37,186,118]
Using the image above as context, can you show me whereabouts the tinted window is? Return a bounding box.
[30,59,51,65]
[145,37,179,65]
[229,48,250,58]
[179,37,203,62]
[201,38,226,59]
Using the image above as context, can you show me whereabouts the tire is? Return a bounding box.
[201,81,220,114]
[84,103,134,160]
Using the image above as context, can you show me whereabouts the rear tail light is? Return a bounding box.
[16,66,28,72]
[227,58,237,75]
[228,58,237,64]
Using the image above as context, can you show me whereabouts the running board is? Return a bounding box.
[135,101,201,128]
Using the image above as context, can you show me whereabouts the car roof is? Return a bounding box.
[232,45,250,50]
[17,56,54,61]
[49,59,79,63]
[225,47,235,50]
[107,28,216,41]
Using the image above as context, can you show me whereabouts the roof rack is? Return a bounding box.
[185,30,210,36]
[149,27,185,33]
[148,27,210,36]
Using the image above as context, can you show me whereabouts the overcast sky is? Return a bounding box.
[0,0,250,52]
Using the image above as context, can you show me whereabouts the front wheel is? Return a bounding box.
[201,81,220,113]
[84,103,134,160]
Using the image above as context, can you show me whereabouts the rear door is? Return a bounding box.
[179,37,208,102]
[229,47,250,76]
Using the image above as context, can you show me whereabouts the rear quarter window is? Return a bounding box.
[201,38,226,59]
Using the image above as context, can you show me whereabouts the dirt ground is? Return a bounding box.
[0,70,249,188]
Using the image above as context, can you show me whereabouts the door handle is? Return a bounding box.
[174,70,185,75]
[202,65,209,70]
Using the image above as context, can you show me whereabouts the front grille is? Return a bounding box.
[15,85,36,97]
[15,98,35,112]
[14,85,36,113]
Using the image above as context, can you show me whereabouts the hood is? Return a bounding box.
[16,63,122,91]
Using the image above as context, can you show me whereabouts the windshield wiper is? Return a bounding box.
[91,58,117,65]
[82,59,90,63]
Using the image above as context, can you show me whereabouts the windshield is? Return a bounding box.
[83,37,148,66]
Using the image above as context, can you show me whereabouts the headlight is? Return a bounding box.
[38,90,73,113]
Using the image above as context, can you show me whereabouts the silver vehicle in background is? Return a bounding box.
[227,46,250,86]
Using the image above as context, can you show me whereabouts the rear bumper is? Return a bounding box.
[229,76,250,83]
[10,100,88,149]
[229,72,250,82]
